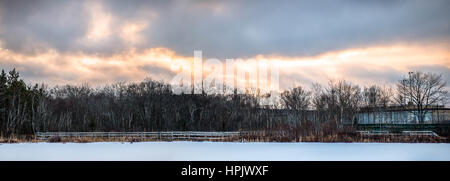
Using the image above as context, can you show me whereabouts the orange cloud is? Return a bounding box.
[120,22,148,44]
[0,43,449,91]
[274,44,450,88]
[84,1,113,41]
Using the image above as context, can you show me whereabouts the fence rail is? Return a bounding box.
[402,131,439,137]
[35,131,241,141]
[356,130,441,137]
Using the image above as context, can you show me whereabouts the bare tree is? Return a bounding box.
[2,68,448,138]
[327,80,362,125]
[282,86,311,110]
[395,72,448,123]
[281,86,311,125]
[311,83,329,127]
[362,85,393,108]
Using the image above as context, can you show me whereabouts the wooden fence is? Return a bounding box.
[35,131,241,141]
[356,130,440,137]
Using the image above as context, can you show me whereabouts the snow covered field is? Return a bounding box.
[0,142,449,161]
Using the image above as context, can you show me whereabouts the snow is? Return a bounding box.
[0,142,449,161]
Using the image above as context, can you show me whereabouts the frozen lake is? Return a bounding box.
[0,142,449,161]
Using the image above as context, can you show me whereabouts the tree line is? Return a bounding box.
[0,68,447,137]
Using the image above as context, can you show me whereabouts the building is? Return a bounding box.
[356,105,450,125]
[260,105,450,131]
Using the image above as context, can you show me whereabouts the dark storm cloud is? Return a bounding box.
[139,64,176,80]
[0,0,449,58]
[0,0,88,54]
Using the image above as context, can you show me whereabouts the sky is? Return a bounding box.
[0,0,449,91]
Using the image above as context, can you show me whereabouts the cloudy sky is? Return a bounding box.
[0,0,449,90]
